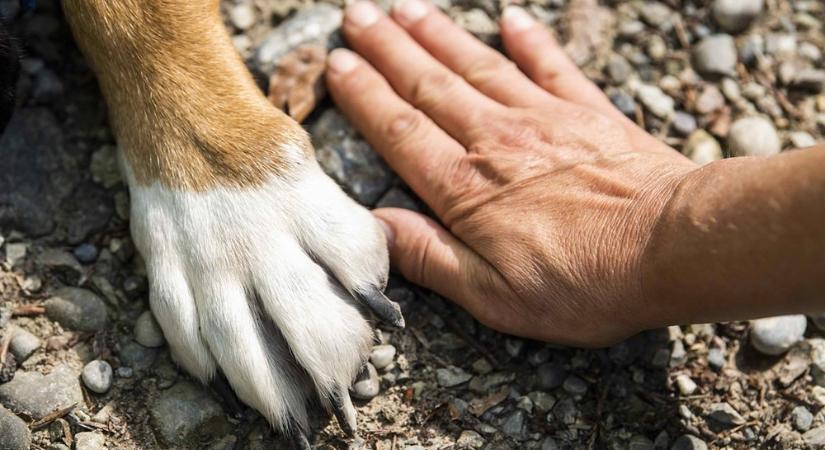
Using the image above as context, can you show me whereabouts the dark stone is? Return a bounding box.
[62,181,114,244]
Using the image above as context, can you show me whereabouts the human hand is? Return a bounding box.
[325,0,700,346]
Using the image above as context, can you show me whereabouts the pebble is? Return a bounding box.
[692,35,737,77]
[256,4,343,72]
[89,145,122,188]
[72,243,98,264]
[75,432,106,450]
[711,0,763,33]
[728,116,781,157]
[707,402,745,426]
[537,363,567,390]
[229,4,255,30]
[640,3,672,29]
[749,315,807,355]
[32,69,64,103]
[456,430,485,448]
[150,381,229,445]
[671,112,697,136]
[134,311,165,348]
[789,131,816,149]
[609,90,637,117]
[804,426,825,446]
[671,435,707,450]
[370,344,396,370]
[637,84,675,118]
[4,243,26,267]
[707,347,726,370]
[675,374,698,396]
[695,85,725,114]
[0,404,30,450]
[791,69,825,92]
[562,375,588,396]
[82,360,114,394]
[791,405,813,431]
[35,249,83,284]
[628,435,654,450]
[45,287,108,332]
[312,109,394,206]
[670,340,687,367]
[117,339,158,372]
[607,54,633,84]
[646,35,668,61]
[352,363,380,399]
[437,366,472,388]
[0,365,83,420]
[501,409,526,439]
[765,33,797,59]
[528,391,556,413]
[8,326,41,362]
[541,437,560,450]
[683,130,723,165]
[810,338,825,387]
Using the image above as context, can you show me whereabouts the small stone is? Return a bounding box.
[537,363,567,390]
[672,112,697,136]
[765,33,797,59]
[45,287,108,332]
[692,34,737,77]
[720,78,741,101]
[229,4,255,30]
[4,243,26,267]
[610,90,637,117]
[134,311,165,348]
[810,338,825,387]
[89,145,122,188]
[117,339,158,372]
[791,69,825,92]
[675,374,697,395]
[0,365,83,420]
[8,327,40,362]
[528,391,556,413]
[671,435,707,450]
[804,426,825,446]
[116,366,134,378]
[694,85,725,114]
[369,344,396,370]
[750,315,807,355]
[36,249,83,284]
[0,404,30,450]
[504,338,524,358]
[711,0,763,33]
[541,437,560,450]
[637,84,675,118]
[728,116,781,157]
[471,358,493,375]
[789,131,817,149]
[791,406,813,431]
[456,430,485,449]
[707,402,745,427]
[562,375,588,396]
[352,363,380,399]
[455,9,498,39]
[629,435,655,450]
[640,3,672,29]
[707,347,726,370]
[683,130,723,165]
[607,54,633,84]
[75,432,106,450]
[437,366,472,388]
[32,69,64,102]
[647,35,668,61]
[82,360,114,394]
[501,409,526,439]
[256,4,343,73]
[654,431,670,449]
[150,381,229,445]
[670,340,687,367]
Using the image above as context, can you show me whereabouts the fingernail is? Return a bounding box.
[375,217,395,247]
[393,0,428,24]
[502,6,534,31]
[346,1,380,28]
[328,48,358,74]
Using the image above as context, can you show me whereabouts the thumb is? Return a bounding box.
[372,208,496,318]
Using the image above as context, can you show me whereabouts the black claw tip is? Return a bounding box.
[291,431,312,450]
[329,389,356,437]
[355,288,405,328]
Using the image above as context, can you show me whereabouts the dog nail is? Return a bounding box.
[355,287,405,328]
[329,387,357,437]
[346,1,380,28]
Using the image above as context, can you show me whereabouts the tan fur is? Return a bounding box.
[62,0,311,190]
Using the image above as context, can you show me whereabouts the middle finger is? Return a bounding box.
[342,1,504,145]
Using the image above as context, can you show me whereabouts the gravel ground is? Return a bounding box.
[0,0,824,449]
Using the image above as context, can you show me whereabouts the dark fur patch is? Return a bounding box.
[0,14,20,134]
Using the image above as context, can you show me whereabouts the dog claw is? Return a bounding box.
[329,386,357,437]
[355,288,405,328]
[210,373,245,419]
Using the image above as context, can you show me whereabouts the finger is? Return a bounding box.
[390,0,554,108]
[373,208,503,326]
[326,48,467,216]
[500,6,626,122]
[342,0,503,144]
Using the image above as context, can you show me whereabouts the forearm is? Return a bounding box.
[642,146,825,328]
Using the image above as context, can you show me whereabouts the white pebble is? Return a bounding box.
[82,360,114,394]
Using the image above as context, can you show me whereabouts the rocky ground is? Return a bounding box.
[0,0,824,449]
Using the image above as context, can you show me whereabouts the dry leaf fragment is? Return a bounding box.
[268,44,327,123]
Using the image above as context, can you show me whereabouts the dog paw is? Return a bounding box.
[124,155,401,443]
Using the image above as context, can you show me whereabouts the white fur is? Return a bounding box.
[122,157,388,433]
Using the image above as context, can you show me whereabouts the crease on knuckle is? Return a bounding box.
[410,69,459,110]
[464,55,515,88]
[383,107,425,146]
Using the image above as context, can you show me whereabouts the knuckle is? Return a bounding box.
[383,107,426,146]
[410,69,460,109]
[464,55,516,87]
